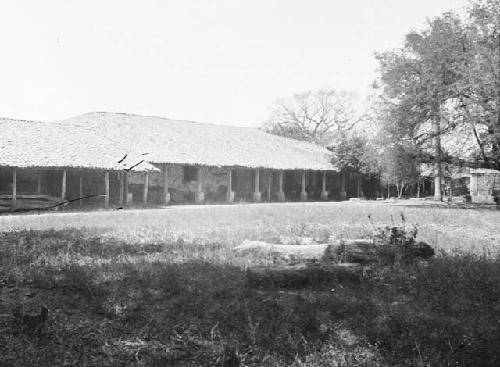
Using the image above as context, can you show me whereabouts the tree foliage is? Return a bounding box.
[332,134,380,175]
[264,89,363,146]
[375,0,500,169]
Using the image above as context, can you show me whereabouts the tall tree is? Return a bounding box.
[264,89,363,146]
[376,12,469,200]
[459,0,500,169]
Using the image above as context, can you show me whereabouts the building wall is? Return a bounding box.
[1,164,343,208]
[470,172,500,203]
[127,165,231,204]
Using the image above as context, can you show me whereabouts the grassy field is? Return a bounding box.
[1,202,500,366]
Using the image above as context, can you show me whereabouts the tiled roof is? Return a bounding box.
[1,112,336,171]
[0,117,157,171]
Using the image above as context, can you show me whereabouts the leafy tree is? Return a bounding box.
[264,89,364,146]
[378,142,421,198]
[332,134,380,175]
[375,11,471,200]
[457,0,500,169]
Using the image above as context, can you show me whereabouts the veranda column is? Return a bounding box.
[124,171,131,205]
[61,170,67,202]
[79,172,84,206]
[36,172,42,194]
[104,171,110,209]
[253,168,261,202]
[267,171,272,202]
[300,170,307,201]
[119,171,124,206]
[340,172,347,200]
[143,171,149,205]
[320,171,328,200]
[162,164,171,205]
[195,166,205,203]
[12,168,17,208]
[226,168,235,203]
[276,170,285,202]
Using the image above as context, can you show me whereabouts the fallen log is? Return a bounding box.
[246,263,362,289]
[235,239,434,265]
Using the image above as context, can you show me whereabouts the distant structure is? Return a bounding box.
[469,168,500,204]
[0,112,352,211]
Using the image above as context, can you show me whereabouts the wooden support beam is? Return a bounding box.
[195,166,204,203]
[321,171,328,200]
[104,171,110,209]
[124,171,130,205]
[267,171,272,202]
[143,171,149,205]
[79,173,84,206]
[277,170,285,202]
[253,168,261,202]
[119,171,124,206]
[163,164,171,205]
[340,172,347,200]
[36,172,42,194]
[226,168,235,203]
[61,170,67,201]
[300,170,307,201]
[12,168,17,207]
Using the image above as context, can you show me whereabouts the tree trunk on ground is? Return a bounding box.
[234,239,434,265]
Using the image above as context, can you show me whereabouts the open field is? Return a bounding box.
[1,202,500,366]
[1,201,500,254]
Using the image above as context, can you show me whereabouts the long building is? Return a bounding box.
[0,111,360,211]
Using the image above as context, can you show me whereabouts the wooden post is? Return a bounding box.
[321,171,328,200]
[226,168,235,203]
[300,170,307,201]
[267,171,272,202]
[195,166,204,203]
[340,172,347,200]
[104,171,110,209]
[119,171,124,206]
[357,176,362,198]
[12,168,17,208]
[253,168,261,202]
[277,170,285,202]
[143,171,149,205]
[163,164,171,205]
[124,171,130,205]
[61,170,67,201]
[36,172,42,194]
[79,173,84,206]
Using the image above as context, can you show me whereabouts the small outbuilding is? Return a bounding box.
[469,168,500,204]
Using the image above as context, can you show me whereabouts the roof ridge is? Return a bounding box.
[64,111,258,130]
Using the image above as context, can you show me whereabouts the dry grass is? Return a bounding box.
[1,201,499,254]
[0,202,500,366]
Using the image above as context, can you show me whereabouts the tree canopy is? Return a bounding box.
[263,89,364,146]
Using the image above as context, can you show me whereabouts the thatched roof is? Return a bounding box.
[0,117,157,171]
[1,112,336,171]
[54,112,336,171]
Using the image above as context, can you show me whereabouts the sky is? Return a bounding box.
[0,0,470,127]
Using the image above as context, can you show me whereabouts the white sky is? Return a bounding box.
[0,0,469,127]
